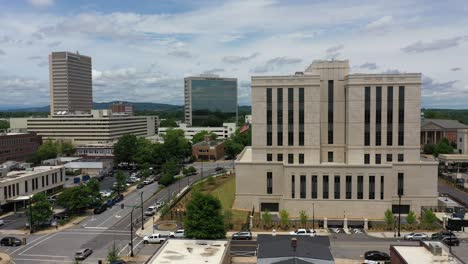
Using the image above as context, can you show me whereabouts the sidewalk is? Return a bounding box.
[0,253,11,264]
[366,230,468,239]
[0,214,89,236]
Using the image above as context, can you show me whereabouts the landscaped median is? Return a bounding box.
[0,252,11,264]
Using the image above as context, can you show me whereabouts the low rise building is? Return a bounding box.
[10,110,157,145]
[76,143,114,158]
[457,129,468,154]
[110,102,135,116]
[192,137,225,161]
[63,160,112,176]
[159,122,236,142]
[421,118,468,148]
[0,132,42,163]
[0,165,65,210]
[390,241,464,264]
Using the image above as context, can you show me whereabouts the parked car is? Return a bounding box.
[93,204,107,214]
[215,166,223,171]
[170,229,185,238]
[232,231,252,240]
[137,183,145,189]
[106,199,116,207]
[431,231,456,240]
[75,248,93,260]
[144,207,156,216]
[53,212,69,220]
[0,237,22,246]
[404,233,428,241]
[441,236,460,246]
[0,219,4,226]
[100,190,112,198]
[364,251,390,262]
[143,179,151,185]
[154,201,165,210]
[47,195,57,204]
[154,174,161,181]
[110,260,127,264]
[143,234,168,244]
[113,194,124,203]
[289,229,316,236]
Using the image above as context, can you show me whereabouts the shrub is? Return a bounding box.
[279,210,289,228]
[299,210,308,227]
[262,209,272,227]
[384,209,395,228]
[406,210,416,225]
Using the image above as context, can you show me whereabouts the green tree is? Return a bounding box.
[192,131,217,144]
[384,209,395,227]
[106,242,119,263]
[115,170,127,193]
[262,209,272,226]
[162,129,191,161]
[279,209,289,227]
[423,210,437,224]
[31,140,58,164]
[29,193,53,226]
[406,210,416,225]
[423,144,436,155]
[160,119,178,127]
[188,166,197,174]
[59,142,75,156]
[134,138,154,165]
[0,120,9,130]
[184,192,226,239]
[159,159,179,186]
[299,210,308,227]
[434,138,454,157]
[57,185,94,212]
[86,179,100,198]
[224,140,244,159]
[113,134,138,163]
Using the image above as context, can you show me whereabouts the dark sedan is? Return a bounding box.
[0,237,22,246]
[364,251,390,262]
[232,231,252,240]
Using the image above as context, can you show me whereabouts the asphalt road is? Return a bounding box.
[2,166,229,264]
[438,179,468,207]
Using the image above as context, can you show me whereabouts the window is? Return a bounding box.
[12,184,15,197]
[288,88,294,146]
[299,154,304,164]
[334,176,340,199]
[32,179,35,191]
[376,87,382,146]
[25,181,28,193]
[267,88,272,146]
[299,88,304,146]
[346,176,352,199]
[42,176,45,188]
[328,152,334,162]
[364,154,370,164]
[386,154,392,162]
[277,153,283,162]
[60,169,63,182]
[323,175,329,199]
[398,86,405,146]
[277,88,283,146]
[357,176,363,199]
[328,80,334,144]
[267,172,273,194]
[398,173,404,196]
[46,175,49,186]
[288,154,294,164]
[387,86,393,145]
[3,187,6,200]
[380,176,384,200]
[35,178,38,189]
[364,86,371,146]
[267,153,273,161]
[300,175,306,199]
[398,154,404,162]
[311,176,317,199]
[291,175,295,198]
[375,154,381,164]
[8,185,11,198]
[369,176,375,199]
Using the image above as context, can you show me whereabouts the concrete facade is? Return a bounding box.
[457,129,468,154]
[159,122,236,142]
[49,51,92,115]
[235,60,438,220]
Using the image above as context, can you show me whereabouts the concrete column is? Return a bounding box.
[343,218,348,230]
[324,218,327,229]
[364,218,368,230]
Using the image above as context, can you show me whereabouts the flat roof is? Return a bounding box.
[439,154,468,162]
[146,239,228,264]
[392,242,461,264]
[1,166,63,183]
[64,162,103,169]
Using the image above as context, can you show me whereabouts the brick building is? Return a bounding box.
[192,136,225,161]
[0,132,42,163]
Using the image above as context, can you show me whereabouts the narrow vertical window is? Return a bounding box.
[42,176,45,188]
[60,169,63,182]
[288,88,294,146]
[12,184,15,197]
[323,175,329,199]
[291,175,295,198]
[32,179,35,191]
[300,175,306,199]
[277,88,283,146]
[46,175,49,186]
[299,154,304,164]
[299,88,304,146]
[375,154,381,164]
[25,181,28,193]
[267,88,272,146]
[328,80,334,144]
[369,176,375,199]
[398,173,404,196]
[364,154,370,164]
[387,86,393,145]
[311,176,317,199]
[288,154,294,164]
[380,176,384,200]
[386,154,392,162]
[357,176,363,199]
[346,176,352,199]
[398,86,405,146]
[328,152,334,162]
[267,153,272,161]
[334,176,340,199]
[267,172,273,194]
[376,87,382,146]
[277,154,283,161]
[16,183,19,196]
[364,86,371,146]
[398,154,404,162]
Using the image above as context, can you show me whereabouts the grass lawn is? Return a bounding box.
[210,176,235,209]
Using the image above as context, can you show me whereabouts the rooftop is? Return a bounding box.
[146,239,228,264]
[392,241,463,264]
[1,166,62,183]
[64,162,103,169]
[193,139,224,148]
[422,119,468,130]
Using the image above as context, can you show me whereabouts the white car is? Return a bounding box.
[404,233,428,241]
[144,207,156,216]
[143,234,167,244]
[170,229,185,238]
[154,201,165,210]
[143,179,151,185]
[99,190,112,198]
[0,219,4,226]
[289,228,316,236]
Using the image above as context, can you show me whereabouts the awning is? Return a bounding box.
[6,195,33,202]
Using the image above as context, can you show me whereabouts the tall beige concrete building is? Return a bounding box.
[235,60,438,221]
[49,51,92,115]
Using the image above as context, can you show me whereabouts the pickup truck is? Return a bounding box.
[143,234,168,244]
[289,229,316,236]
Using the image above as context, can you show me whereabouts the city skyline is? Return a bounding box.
[0,0,467,109]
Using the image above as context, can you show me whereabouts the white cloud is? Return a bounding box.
[365,15,393,30]
[28,0,55,7]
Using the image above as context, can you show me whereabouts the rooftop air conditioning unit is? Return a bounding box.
[430,243,443,256]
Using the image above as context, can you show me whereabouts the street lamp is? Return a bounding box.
[130,206,135,257]
[29,197,33,234]
[398,194,402,237]
[140,191,144,230]
[312,203,315,232]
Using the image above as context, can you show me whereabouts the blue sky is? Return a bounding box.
[0,0,467,108]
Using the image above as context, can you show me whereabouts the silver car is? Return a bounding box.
[75,248,93,260]
[404,233,428,241]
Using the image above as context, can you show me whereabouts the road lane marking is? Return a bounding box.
[18,233,60,256]
[118,237,138,255]
[20,253,68,258]
[9,234,48,255]
[84,226,108,230]
[96,208,125,227]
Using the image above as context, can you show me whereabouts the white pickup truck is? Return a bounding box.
[289,229,316,236]
[143,234,168,244]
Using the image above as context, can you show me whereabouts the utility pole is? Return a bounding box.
[140,191,144,230]
[312,203,315,232]
[130,206,135,257]
[398,194,401,237]
[29,197,33,234]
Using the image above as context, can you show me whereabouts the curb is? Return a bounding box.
[0,253,12,264]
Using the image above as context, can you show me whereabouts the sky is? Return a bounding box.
[0,0,467,109]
